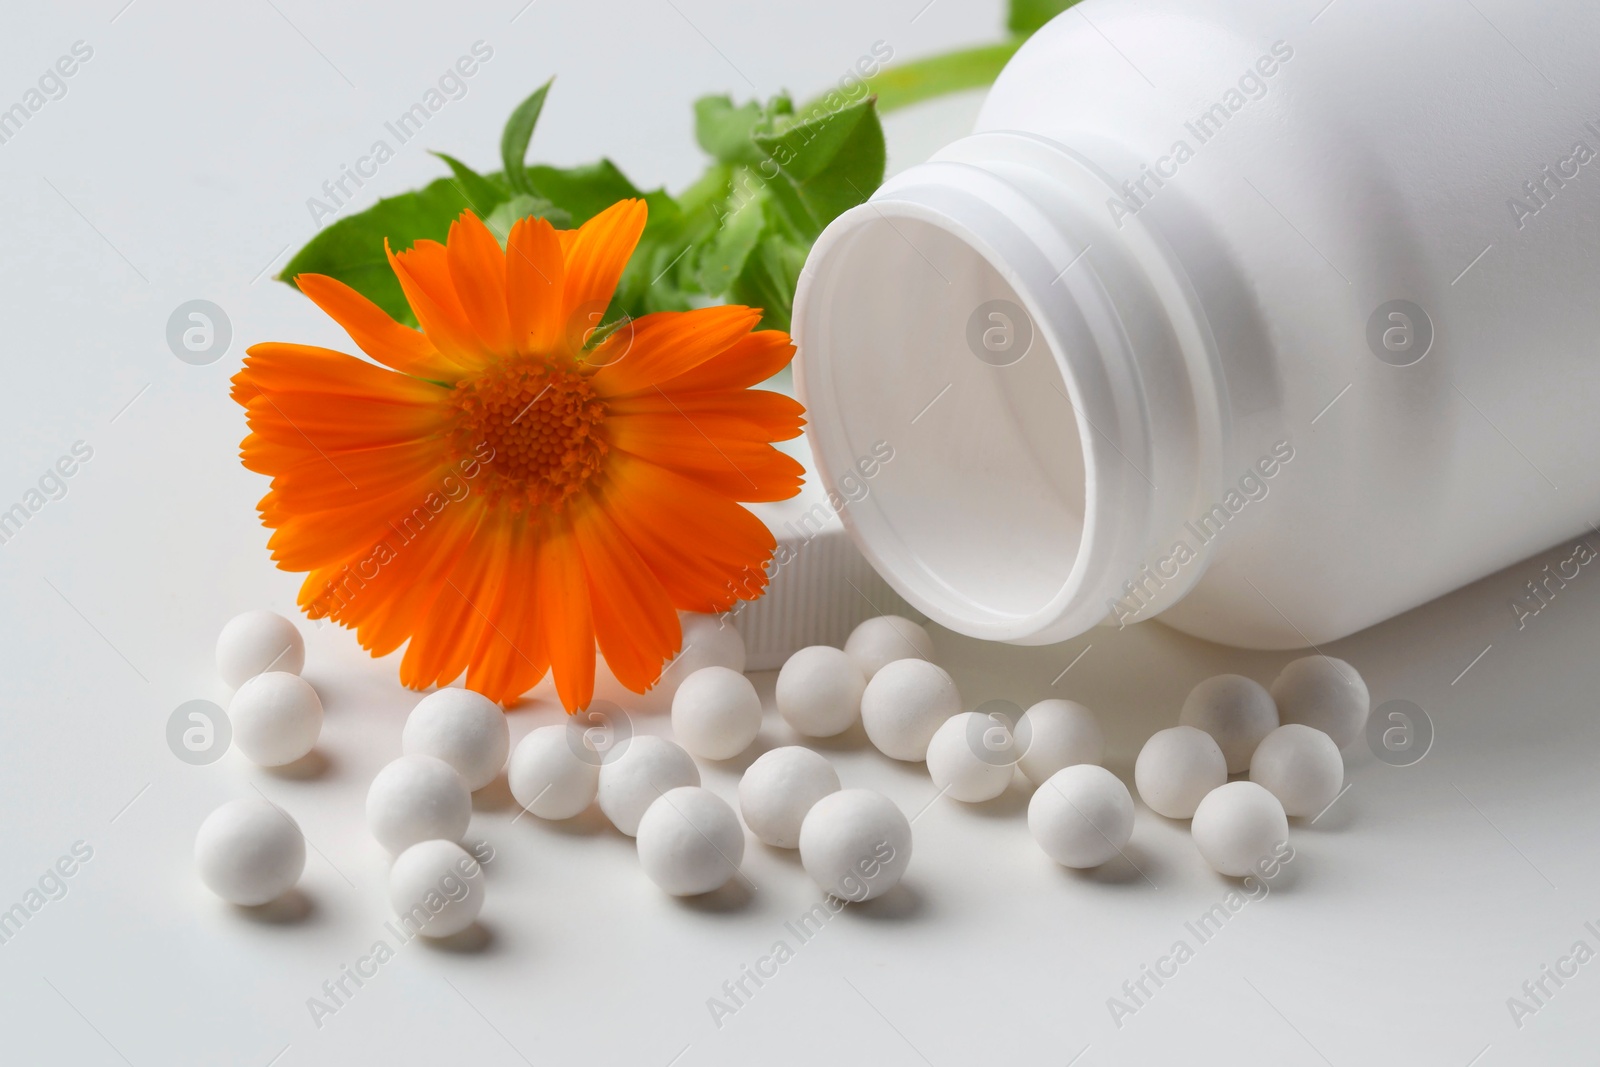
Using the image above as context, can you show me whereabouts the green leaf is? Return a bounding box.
[751,95,885,233]
[483,194,571,244]
[431,152,509,217]
[1007,0,1082,36]
[695,194,767,293]
[730,235,809,332]
[500,78,554,197]
[278,176,481,325]
[694,95,769,165]
[523,159,646,225]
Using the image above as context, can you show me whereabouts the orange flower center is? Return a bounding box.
[448,357,609,512]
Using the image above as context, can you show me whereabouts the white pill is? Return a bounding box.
[1180,674,1279,774]
[401,688,509,791]
[1016,699,1104,785]
[799,789,912,901]
[859,658,961,761]
[388,839,484,938]
[216,610,305,688]
[671,666,762,760]
[194,798,305,906]
[658,613,746,694]
[229,671,322,766]
[926,711,1015,802]
[1250,724,1344,817]
[738,746,841,848]
[776,645,866,738]
[1270,655,1370,750]
[1028,764,1135,869]
[844,615,935,680]
[596,735,700,836]
[636,786,746,896]
[508,724,599,820]
[1191,781,1290,877]
[1135,726,1228,819]
[366,755,471,854]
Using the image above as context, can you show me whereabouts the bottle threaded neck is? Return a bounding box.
[794,131,1224,644]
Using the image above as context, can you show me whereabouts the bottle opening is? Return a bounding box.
[797,208,1087,634]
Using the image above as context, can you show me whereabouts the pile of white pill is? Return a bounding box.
[194,605,1370,933]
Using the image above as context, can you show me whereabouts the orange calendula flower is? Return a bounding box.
[232,201,803,711]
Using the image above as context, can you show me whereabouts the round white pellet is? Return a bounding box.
[658,613,746,694]
[1028,765,1135,869]
[1191,781,1290,877]
[216,610,305,688]
[926,711,1015,803]
[194,798,306,906]
[508,724,599,820]
[596,735,700,836]
[776,645,866,738]
[738,747,841,848]
[671,666,762,760]
[1179,674,1279,773]
[1135,726,1228,819]
[798,789,912,901]
[388,839,484,937]
[636,787,746,896]
[366,755,471,854]
[1270,655,1370,750]
[844,615,935,680]
[859,659,961,761]
[229,671,322,767]
[1016,699,1104,786]
[1250,724,1344,818]
[401,689,509,792]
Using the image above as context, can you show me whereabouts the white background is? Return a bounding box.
[1,1,1596,1064]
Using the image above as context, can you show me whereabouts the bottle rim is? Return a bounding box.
[794,132,1225,644]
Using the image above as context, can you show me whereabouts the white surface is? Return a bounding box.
[2,1,1598,1065]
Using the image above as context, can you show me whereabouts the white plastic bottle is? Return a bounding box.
[794,0,1600,649]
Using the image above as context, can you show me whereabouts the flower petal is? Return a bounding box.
[387,239,491,371]
[537,520,596,711]
[606,389,805,441]
[506,215,566,355]
[598,455,777,612]
[398,509,510,690]
[465,516,550,703]
[398,508,512,694]
[589,306,763,398]
[606,410,804,502]
[651,329,795,394]
[300,496,482,656]
[561,198,647,325]
[234,343,448,406]
[571,498,681,694]
[446,212,514,357]
[292,274,467,381]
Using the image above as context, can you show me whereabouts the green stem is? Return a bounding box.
[838,40,1024,115]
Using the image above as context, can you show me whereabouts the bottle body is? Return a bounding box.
[794,0,1600,648]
